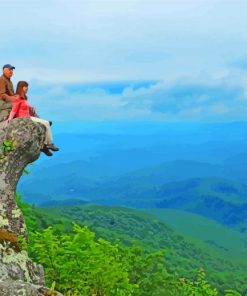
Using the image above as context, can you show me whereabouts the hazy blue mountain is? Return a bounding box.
[38,121,247,169]
[155,177,247,227]
[18,121,247,229]
[19,158,247,228]
[19,159,225,204]
[39,198,89,207]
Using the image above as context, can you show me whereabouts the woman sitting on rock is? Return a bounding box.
[7,81,59,156]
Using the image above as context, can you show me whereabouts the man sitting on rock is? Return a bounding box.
[0,64,19,102]
[0,64,45,119]
[0,64,20,123]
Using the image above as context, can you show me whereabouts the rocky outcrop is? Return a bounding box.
[0,118,45,237]
[0,100,11,123]
[0,280,51,296]
[0,118,63,296]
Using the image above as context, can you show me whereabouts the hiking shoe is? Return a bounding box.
[46,143,59,152]
[40,146,53,157]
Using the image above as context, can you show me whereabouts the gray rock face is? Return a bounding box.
[0,118,63,296]
[0,117,45,237]
[0,100,12,123]
[0,280,63,296]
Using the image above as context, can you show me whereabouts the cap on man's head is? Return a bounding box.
[3,64,15,70]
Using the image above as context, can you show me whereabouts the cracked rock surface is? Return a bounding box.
[0,117,45,237]
[0,117,63,296]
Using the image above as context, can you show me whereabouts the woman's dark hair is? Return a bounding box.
[16,81,29,99]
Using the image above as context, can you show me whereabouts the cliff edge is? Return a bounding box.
[0,117,62,296]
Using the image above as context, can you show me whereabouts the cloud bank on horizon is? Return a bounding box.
[2,0,247,121]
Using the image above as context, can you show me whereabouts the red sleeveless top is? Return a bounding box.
[11,98,30,118]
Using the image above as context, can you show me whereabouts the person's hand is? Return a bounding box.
[4,119,10,126]
[10,95,20,102]
[29,106,36,116]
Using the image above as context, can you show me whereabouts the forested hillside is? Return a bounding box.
[20,173,247,233]
[18,195,246,295]
[149,208,247,260]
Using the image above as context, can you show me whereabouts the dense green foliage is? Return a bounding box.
[29,224,220,296]
[31,225,134,295]
[16,194,247,295]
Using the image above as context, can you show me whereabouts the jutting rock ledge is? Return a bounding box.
[0,117,63,296]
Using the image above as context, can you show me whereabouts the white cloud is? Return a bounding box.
[2,0,247,83]
[24,70,247,122]
[2,0,247,122]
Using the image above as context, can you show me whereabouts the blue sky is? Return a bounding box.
[2,0,247,121]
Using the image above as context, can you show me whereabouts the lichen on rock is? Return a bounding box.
[0,279,63,296]
[0,117,45,237]
[0,117,63,295]
[0,229,21,251]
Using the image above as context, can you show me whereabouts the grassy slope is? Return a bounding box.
[148,208,247,260]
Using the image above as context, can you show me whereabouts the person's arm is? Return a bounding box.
[29,106,39,117]
[0,78,6,100]
[2,94,20,102]
[7,101,21,121]
[0,79,19,102]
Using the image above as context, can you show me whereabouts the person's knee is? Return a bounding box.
[43,121,50,129]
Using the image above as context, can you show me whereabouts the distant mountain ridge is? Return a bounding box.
[19,158,247,201]
[156,178,247,228]
[18,121,247,235]
[36,121,247,170]
[19,158,247,232]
